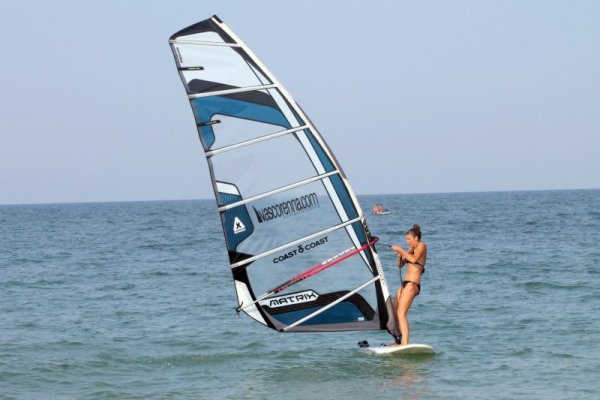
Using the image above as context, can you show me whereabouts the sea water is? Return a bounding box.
[1,190,599,399]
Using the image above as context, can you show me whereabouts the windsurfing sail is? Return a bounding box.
[168,15,399,338]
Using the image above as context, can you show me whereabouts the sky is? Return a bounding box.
[1,0,599,205]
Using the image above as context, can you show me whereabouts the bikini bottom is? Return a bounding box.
[402,280,421,296]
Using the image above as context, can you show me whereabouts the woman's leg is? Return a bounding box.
[396,283,418,345]
[394,286,403,314]
[388,287,403,344]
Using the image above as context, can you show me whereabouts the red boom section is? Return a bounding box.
[269,237,379,295]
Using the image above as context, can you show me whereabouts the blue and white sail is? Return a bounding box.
[169,15,399,337]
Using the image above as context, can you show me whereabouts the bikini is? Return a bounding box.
[402,246,425,295]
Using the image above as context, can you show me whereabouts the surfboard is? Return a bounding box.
[359,343,436,355]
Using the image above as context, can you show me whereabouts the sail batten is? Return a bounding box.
[170,40,241,47]
[187,84,278,99]
[206,125,309,157]
[283,276,381,331]
[169,15,399,338]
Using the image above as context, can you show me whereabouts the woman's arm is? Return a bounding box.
[391,243,426,264]
[397,254,406,268]
[391,245,406,267]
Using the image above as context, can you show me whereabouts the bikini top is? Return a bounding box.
[408,245,425,274]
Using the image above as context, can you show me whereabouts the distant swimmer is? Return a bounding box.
[390,224,427,345]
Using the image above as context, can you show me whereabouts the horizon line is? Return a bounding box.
[1,187,598,207]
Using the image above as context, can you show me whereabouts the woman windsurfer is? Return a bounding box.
[390,224,427,345]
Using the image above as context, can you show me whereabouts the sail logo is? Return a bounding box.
[233,217,246,234]
[253,192,319,223]
[259,290,319,309]
[272,236,329,264]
